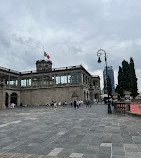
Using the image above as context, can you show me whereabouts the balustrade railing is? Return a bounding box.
[114,102,131,113]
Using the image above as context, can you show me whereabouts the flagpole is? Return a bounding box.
[43,46,44,60]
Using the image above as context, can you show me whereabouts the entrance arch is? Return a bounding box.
[95,93,99,99]
[11,93,18,106]
[5,92,9,107]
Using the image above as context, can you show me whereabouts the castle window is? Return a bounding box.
[56,74,67,84]
[21,78,31,87]
[68,72,81,84]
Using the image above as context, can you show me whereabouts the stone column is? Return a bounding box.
[81,72,83,84]
[54,74,56,85]
[18,76,21,88]
[67,73,68,84]
[0,82,6,109]
[42,75,44,87]
[17,93,20,107]
[8,75,10,88]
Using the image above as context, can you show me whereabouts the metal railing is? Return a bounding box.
[0,66,20,74]
[20,65,82,74]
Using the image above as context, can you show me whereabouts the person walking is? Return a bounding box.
[54,101,57,111]
[89,100,91,108]
[70,100,73,107]
[51,101,54,110]
[78,100,81,107]
[74,100,77,109]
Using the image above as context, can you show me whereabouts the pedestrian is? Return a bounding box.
[20,102,23,107]
[51,101,54,110]
[58,102,61,106]
[62,101,65,107]
[76,100,79,108]
[65,101,67,106]
[54,101,57,111]
[94,99,96,104]
[74,100,77,109]
[81,100,83,106]
[79,100,81,107]
[86,100,89,108]
[89,100,91,108]
[70,100,73,107]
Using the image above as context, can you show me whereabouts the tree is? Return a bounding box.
[122,60,130,91]
[115,66,124,97]
[116,58,138,99]
[129,57,138,98]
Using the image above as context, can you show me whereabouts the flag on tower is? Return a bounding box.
[44,51,50,59]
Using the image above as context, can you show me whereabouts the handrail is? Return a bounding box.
[0,66,20,74]
[20,65,82,74]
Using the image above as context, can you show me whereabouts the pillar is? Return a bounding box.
[0,82,6,109]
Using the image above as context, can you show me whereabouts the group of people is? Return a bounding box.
[85,100,92,108]
[50,101,57,111]
[47,100,84,110]
[73,100,83,109]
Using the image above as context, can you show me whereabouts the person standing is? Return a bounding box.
[20,102,23,107]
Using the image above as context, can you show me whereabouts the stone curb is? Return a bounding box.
[0,153,63,158]
[127,112,141,117]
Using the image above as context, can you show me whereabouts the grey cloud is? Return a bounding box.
[0,0,141,90]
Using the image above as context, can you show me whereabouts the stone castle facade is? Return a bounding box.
[0,60,101,109]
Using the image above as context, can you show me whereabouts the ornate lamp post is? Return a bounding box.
[97,49,112,114]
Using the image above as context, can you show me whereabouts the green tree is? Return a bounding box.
[129,57,138,98]
[116,58,138,99]
[122,60,130,91]
[115,66,124,97]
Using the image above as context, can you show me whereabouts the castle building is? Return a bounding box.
[0,60,101,109]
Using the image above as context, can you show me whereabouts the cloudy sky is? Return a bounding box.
[0,0,141,91]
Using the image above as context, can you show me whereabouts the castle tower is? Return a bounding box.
[36,60,52,72]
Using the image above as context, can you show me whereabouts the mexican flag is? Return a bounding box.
[44,51,50,59]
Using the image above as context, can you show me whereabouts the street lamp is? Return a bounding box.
[97,49,112,114]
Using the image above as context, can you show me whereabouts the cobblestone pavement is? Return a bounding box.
[0,104,141,158]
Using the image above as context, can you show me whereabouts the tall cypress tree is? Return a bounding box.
[116,58,138,98]
[115,66,124,97]
[129,57,138,98]
[122,60,130,91]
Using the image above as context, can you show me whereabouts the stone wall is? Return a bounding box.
[20,85,83,106]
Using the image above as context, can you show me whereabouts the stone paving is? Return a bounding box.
[0,104,141,158]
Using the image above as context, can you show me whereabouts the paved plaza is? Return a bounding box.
[0,104,141,158]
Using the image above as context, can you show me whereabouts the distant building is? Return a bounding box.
[0,60,101,109]
[103,66,115,93]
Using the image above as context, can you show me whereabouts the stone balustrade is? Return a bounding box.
[114,101,131,113]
